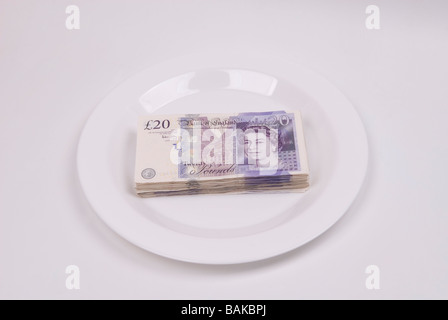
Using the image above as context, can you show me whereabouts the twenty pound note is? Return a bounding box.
[134,110,309,197]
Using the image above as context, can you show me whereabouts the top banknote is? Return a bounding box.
[134,110,309,196]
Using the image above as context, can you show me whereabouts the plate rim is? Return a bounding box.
[77,52,369,264]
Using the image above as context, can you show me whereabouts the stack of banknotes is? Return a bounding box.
[134,110,309,197]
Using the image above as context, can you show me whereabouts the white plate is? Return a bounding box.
[77,52,368,264]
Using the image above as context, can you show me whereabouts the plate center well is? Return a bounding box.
[118,71,316,238]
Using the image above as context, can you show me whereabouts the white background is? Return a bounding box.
[1,0,447,299]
